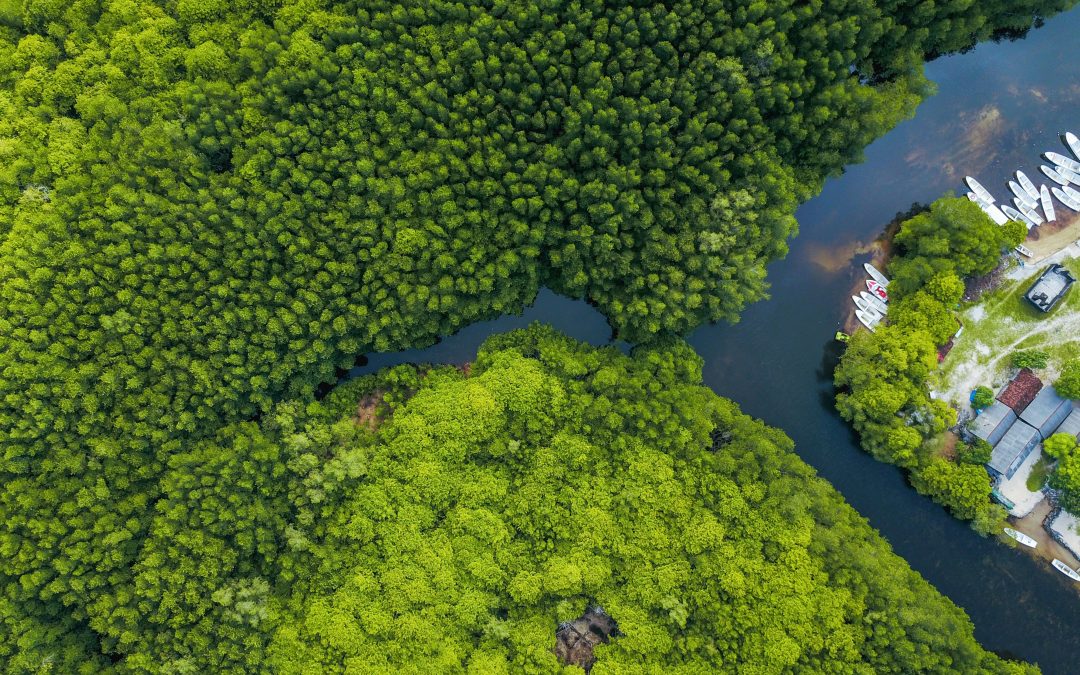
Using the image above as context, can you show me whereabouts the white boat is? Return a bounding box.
[855,309,879,332]
[866,279,888,302]
[1016,171,1040,201]
[1063,185,1080,203]
[1041,164,1071,186]
[1052,559,1080,582]
[1010,181,1038,209]
[964,176,996,203]
[1001,203,1036,228]
[1003,527,1037,548]
[861,290,888,314]
[1040,184,1056,222]
[852,295,872,313]
[1067,131,1080,161]
[1052,186,1080,211]
[863,262,890,287]
[1046,151,1080,174]
[968,193,1009,224]
[1016,244,1034,258]
[1018,202,1044,226]
[1059,166,1080,185]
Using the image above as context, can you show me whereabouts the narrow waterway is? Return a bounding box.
[349,10,1080,672]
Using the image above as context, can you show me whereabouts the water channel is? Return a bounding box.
[350,10,1080,672]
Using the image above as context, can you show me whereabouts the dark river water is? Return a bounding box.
[351,10,1080,672]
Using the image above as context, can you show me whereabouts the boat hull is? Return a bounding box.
[1001,204,1035,228]
[1040,184,1056,222]
[1067,131,1080,161]
[1010,181,1038,209]
[866,279,888,302]
[964,176,995,203]
[1053,559,1080,582]
[1052,186,1080,211]
[860,291,887,314]
[1041,164,1070,186]
[1004,527,1037,548]
[1046,151,1080,173]
[863,262,890,287]
[1016,171,1040,201]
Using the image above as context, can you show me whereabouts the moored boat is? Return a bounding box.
[1018,202,1044,226]
[964,176,995,203]
[1046,151,1080,174]
[852,295,872,313]
[861,290,887,314]
[1063,185,1080,203]
[1052,559,1080,582]
[1059,166,1080,185]
[1040,184,1056,222]
[863,262,890,287]
[1041,164,1071,186]
[1003,527,1037,548]
[1052,186,1080,211]
[1016,171,1040,201]
[866,279,888,302]
[1001,203,1035,228]
[1010,181,1038,209]
[1015,244,1033,258]
[1067,131,1080,161]
[855,309,879,333]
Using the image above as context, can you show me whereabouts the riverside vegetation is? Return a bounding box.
[0,0,1075,670]
[835,197,1027,534]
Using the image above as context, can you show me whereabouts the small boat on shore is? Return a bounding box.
[861,290,887,314]
[866,279,888,302]
[855,309,879,332]
[1001,203,1036,228]
[1010,181,1038,209]
[1018,202,1044,226]
[852,295,873,313]
[1052,186,1080,211]
[1004,527,1037,548]
[1016,244,1033,258]
[1040,184,1056,222]
[1052,559,1080,581]
[1067,131,1080,161]
[863,262,890,287]
[1041,164,1071,186]
[968,193,1009,224]
[1046,151,1080,173]
[1016,171,1040,201]
[964,176,996,203]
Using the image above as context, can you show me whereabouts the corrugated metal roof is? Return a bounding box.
[1019,386,1071,436]
[1056,407,1080,439]
[971,401,1017,445]
[988,420,1040,478]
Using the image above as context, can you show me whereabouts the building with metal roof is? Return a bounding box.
[1024,263,1076,312]
[970,400,1017,446]
[1055,407,1080,440]
[988,420,1041,479]
[1018,386,1072,438]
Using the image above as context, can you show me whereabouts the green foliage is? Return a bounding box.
[972,386,995,409]
[1002,220,1029,249]
[1043,432,1078,461]
[888,196,1011,297]
[959,438,993,465]
[1056,360,1080,399]
[889,289,961,344]
[911,458,1004,533]
[1012,349,1050,370]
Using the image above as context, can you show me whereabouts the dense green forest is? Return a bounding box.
[835,196,1024,533]
[3,326,1037,671]
[1,0,1076,669]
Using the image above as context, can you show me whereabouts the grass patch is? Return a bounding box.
[1026,455,1053,492]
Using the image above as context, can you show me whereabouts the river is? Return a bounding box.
[349,9,1080,672]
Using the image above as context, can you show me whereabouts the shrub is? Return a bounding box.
[971,386,994,409]
[1011,349,1049,370]
[958,438,992,465]
[1056,360,1080,400]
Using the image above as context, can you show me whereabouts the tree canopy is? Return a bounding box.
[3,325,1038,672]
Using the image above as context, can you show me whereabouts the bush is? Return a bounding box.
[958,438,992,465]
[1042,432,1078,461]
[1011,349,1049,370]
[1002,220,1028,249]
[971,386,994,409]
[1056,360,1080,400]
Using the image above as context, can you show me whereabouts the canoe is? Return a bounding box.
[1040,184,1056,222]
[1041,164,1071,186]
[1016,171,1040,201]
[863,262,890,287]
[1009,181,1038,209]
[866,279,888,302]
[1046,151,1080,173]
[855,309,879,333]
[1052,186,1080,211]
[983,202,1009,225]
[1003,527,1037,548]
[964,176,996,203]
[861,290,888,314]
[1067,131,1080,161]
[1017,202,1044,226]
[1059,166,1080,185]
[1052,559,1080,582]
[1001,204,1035,229]
[1063,185,1080,202]
[1015,244,1033,258]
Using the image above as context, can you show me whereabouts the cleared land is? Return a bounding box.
[934,245,1080,408]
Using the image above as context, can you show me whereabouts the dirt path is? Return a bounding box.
[1013,499,1080,571]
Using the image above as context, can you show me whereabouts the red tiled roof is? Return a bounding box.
[997,368,1043,413]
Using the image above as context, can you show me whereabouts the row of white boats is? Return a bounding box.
[1003,527,1080,582]
[852,262,890,332]
[965,131,1080,236]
